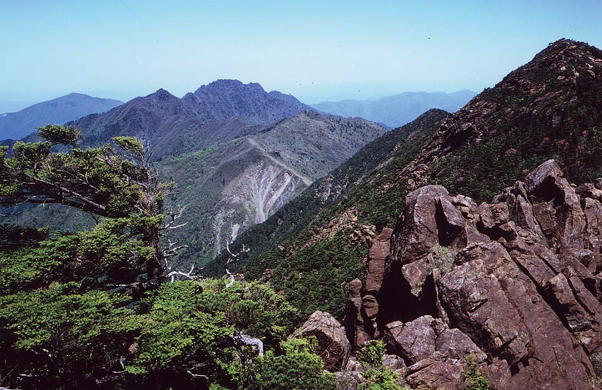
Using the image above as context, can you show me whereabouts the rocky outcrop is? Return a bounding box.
[345,228,393,349]
[297,311,352,371]
[343,160,602,390]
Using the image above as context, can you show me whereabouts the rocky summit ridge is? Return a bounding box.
[407,38,602,201]
[303,159,602,389]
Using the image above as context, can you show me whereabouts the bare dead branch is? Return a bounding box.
[165,264,202,282]
[232,332,264,356]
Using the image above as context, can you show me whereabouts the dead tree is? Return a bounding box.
[224,239,250,287]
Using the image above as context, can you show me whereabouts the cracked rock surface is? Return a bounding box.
[343,159,602,390]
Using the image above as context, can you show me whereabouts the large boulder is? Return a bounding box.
[384,315,486,366]
[349,160,602,390]
[297,311,351,370]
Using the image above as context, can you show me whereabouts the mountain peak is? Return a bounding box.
[520,38,602,80]
[62,92,88,99]
[395,38,602,202]
[146,88,178,102]
[194,79,266,96]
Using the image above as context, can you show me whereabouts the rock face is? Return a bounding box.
[344,159,602,390]
[298,311,352,371]
[345,228,393,349]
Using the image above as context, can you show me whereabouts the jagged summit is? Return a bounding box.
[68,80,313,159]
[194,79,266,96]
[146,88,178,101]
[533,38,602,68]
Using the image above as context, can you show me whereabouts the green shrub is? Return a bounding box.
[357,340,387,368]
[463,355,490,390]
[357,340,404,390]
[0,279,300,390]
[248,338,336,390]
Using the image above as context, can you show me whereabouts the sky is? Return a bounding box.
[0,0,601,111]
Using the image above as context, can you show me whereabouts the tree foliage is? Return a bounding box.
[247,338,337,390]
[0,278,314,390]
[357,341,404,390]
[0,125,167,281]
[0,125,336,390]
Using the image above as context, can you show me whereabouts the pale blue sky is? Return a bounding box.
[0,0,601,111]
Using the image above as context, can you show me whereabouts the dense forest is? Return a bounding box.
[0,125,402,390]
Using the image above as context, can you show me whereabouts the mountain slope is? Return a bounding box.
[4,82,385,265]
[207,39,602,323]
[69,80,313,160]
[0,93,122,141]
[158,111,386,266]
[205,109,448,314]
[416,38,602,201]
[312,90,474,128]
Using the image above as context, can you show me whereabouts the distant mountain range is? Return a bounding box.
[6,80,386,265]
[0,93,122,141]
[68,80,313,160]
[311,90,475,128]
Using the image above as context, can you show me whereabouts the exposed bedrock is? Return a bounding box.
[343,159,602,390]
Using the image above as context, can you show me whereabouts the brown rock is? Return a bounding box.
[384,316,437,365]
[344,294,371,350]
[348,159,602,389]
[405,358,465,390]
[436,195,466,246]
[391,185,449,265]
[348,278,362,299]
[364,228,393,295]
[435,328,487,363]
[383,354,406,371]
[526,159,586,251]
[361,295,379,319]
[439,241,592,390]
[297,311,351,370]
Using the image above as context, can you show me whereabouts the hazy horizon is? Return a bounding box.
[0,84,478,114]
[1,0,601,111]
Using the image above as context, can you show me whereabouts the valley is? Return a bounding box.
[2,31,602,390]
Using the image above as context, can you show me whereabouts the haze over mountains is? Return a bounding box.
[5,80,386,265]
[3,37,602,390]
[312,90,475,128]
[67,80,313,160]
[0,93,122,141]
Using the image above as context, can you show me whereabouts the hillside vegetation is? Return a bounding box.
[209,39,602,322]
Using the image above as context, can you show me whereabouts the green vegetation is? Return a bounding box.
[248,338,337,390]
[431,45,602,202]
[1,126,167,281]
[0,279,312,389]
[0,127,330,390]
[428,245,455,279]
[463,355,490,390]
[207,109,447,320]
[357,341,404,390]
